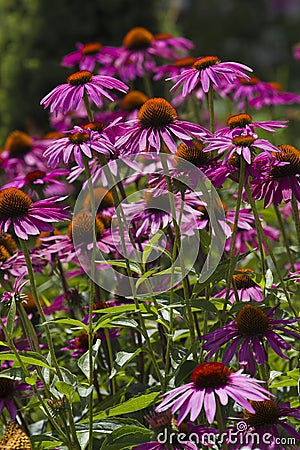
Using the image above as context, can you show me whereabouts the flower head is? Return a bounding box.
[251,144,300,206]
[201,304,300,374]
[114,27,157,82]
[61,41,119,72]
[40,70,128,115]
[0,376,31,419]
[169,56,252,95]
[204,133,279,164]
[215,268,263,303]
[155,361,271,424]
[220,76,274,109]
[0,188,70,239]
[43,126,114,168]
[151,33,194,60]
[116,97,210,154]
[216,112,287,137]
[230,400,300,450]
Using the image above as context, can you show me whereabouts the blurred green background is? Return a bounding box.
[1,0,300,140]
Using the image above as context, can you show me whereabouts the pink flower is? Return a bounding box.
[201,305,300,375]
[151,33,194,60]
[251,144,300,206]
[116,97,210,154]
[214,268,263,303]
[219,76,274,109]
[114,27,158,82]
[40,70,128,115]
[230,400,300,450]
[204,133,279,164]
[0,188,70,240]
[169,56,252,95]
[215,112,288,137]
[156,362,271,424]
[61,41,119,72]
[43,126,115,168]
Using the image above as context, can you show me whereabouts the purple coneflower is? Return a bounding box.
[168,56,252,95]
[151,33,194,60]
[251,144,300,206]
[219,76,274,109]
[2,168,69,198]
[201,304,300,375]
[215,112,287,137]
[116,97,210,154]
[43,126,115,169]
[122,187,202,238]
[204,132,279,164]
[40,70,128,115]
[61,41,119,72]
[133,411,217,450]
[230,400,300,450]
[155,361,271,425]
[117,90,149,121]
[224,208,280,255]
[0,130,47,180]
[153,56,196,81]
[214,268,263,303]
[114,27,158,82]
[293,42,300,60]
[0,188,70,240]
[249,81,300,109]
[0,375,31,419]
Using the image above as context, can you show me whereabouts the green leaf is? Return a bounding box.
[270,376,298,388]
[175,360,198,386]
[110,349,141,378]
[77,339,101,380]
[190,298,218,313]
[100,425,152,450]
[25,373,38,386]
[135,268,161,290]
[142,230,170,264]
[0,351,53,369]
[55,381,75,398]
[92,392,159,420]
[94,317,139,332]
[95,259,141,274]
[93,304,137,314]
[46,318,89,331]
[30,435,63,449]
[77,418,144,435]
[77,384,93,409]
[77,431,89,450]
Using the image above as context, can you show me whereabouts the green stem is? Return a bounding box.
[160,157,196,357]
[224,158,246,309]
[216,400,228,450]
[143,72,153,98]
[18,239,61,372]
[291,191,300,249]
[207,84,215,134]
[245,184,298,317]
[0,317,70,447]
[98,158,164,387]
[274,204,295,271]
[83,92,94,122]
[83,156,97,450]
[104,328,116,395]
[18,239,81,449]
